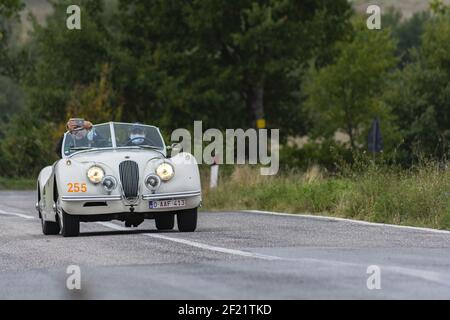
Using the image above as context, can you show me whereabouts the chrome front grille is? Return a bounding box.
[119,160,139,199]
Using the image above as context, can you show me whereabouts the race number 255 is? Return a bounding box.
[67,183,87,193]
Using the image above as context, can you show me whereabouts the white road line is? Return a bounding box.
[96,221,282,261]
[0,209,36,220]
[145,233,283,261]
[243,210,450,235]
[383,265,450,287]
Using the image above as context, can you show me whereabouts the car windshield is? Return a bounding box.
[63,123,113,156]
[114,123,164,149]
[62,122,165,156]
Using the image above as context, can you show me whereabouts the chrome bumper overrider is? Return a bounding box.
[61,190,201,202]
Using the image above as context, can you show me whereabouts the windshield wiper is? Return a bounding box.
[69,147,93,151]
[136,145,161,150]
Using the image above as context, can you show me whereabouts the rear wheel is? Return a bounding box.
[155,213,175,230]
[177,208,197,232]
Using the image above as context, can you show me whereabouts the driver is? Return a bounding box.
[128,124,147,145]
[55,118,94,158]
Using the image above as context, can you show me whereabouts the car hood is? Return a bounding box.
[68,149,166,168]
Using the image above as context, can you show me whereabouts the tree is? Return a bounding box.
[0,75,24,123]
[0,0,24,78]
[1,0,354,176]
[383,10,450,163]
[116,0,352,134]
[303,20,398,151]
[383,7,430,66]
[65,63,123,126]
[0,0,119,176]
[24,0,116,123]
[0,112,56,177]
[0,1,25,138]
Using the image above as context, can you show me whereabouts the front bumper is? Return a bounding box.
[60,190,202,215]
[61,190,201,202]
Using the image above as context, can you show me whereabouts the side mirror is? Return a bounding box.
[167,143,182,153]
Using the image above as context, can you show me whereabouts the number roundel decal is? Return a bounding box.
[67,183,87,193]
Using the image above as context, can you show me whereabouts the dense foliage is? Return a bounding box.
[0,0,448,177]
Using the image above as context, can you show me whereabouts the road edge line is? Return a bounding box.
[242,210,450,235]
[0,209,36,220]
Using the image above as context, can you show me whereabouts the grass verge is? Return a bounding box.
[2,164,449,230]
[201,164,450,230]
[0,177,35,190]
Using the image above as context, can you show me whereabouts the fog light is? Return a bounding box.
[102,176,117,193]
[145,174,161,191]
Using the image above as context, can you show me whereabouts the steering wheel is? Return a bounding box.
[125,137,156,146]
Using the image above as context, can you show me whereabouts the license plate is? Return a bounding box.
[149,199,186,209]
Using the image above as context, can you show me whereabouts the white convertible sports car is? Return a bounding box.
[36,122,201,237]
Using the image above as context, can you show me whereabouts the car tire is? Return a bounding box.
[155,213,175,230]
[41,218,60,235]
[177,208,197,232]
[61,210,80,237]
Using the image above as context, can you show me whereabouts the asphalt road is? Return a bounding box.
[0,191,449,299]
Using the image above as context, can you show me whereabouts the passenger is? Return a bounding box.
[55,118,94,158]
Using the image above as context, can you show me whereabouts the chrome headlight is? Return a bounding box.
[102,176,117,192]
[156,162,174,181]
[87,166,105,184]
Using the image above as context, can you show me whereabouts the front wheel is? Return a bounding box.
[155,213,175,230]
[177,208,197,232]
[38,187,59,235]
[60,210,80,237]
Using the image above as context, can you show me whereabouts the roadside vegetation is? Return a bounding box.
[201,162,450,230]
[0,177,35,190]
